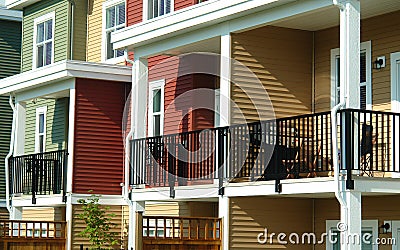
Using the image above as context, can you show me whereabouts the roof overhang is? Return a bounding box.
[0,7,21,21]
[112,0,333,57]
[0,60,132,95]
[5,0,40,10]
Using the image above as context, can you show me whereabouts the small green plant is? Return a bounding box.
[77,192,119,249]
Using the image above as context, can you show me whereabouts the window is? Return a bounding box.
[33,12,55,69]
[331,41,372,110]
[103,0,125,61]
[326,220,378,250]
[147,0,172,19]
[35,107,47,153]
[148,80,165,137]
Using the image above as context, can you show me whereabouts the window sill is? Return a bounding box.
[103,56,126,65]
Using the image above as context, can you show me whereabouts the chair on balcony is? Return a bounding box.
[360,124,377,177]
[285,138,320,178]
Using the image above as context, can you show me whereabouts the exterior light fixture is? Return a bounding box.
[373,56,386,69]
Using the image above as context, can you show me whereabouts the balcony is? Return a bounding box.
[9,150,68,204]
[130,109,400,191]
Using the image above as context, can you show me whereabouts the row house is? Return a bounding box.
[0,1,21,220]
[0,0,132,249]
[110,0,400,249]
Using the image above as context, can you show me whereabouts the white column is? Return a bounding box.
[337,1,361,249]
[128,201,145,250]
[219,196,229,250]
[133,57,148,139]
[340,191,362,250]
[219,33,231,127]
[10,207,22,220]
[14,101,26,156]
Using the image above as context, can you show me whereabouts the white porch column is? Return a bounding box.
[133,56,148,139]
[337,1,361,249]
[341,191,362,249]
[128,201,145,250]
[10,206,22,220]
[219,33,231,127]
[219,196,229,250]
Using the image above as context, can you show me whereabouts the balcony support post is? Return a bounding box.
[219,31,231,127]
[133,56,148,139]
[218,196,229,250]
[129,201,145,250]
[335,0,361,249]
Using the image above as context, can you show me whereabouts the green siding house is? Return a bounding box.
[0,7,21,219]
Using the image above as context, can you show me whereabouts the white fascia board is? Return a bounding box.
[5,0,40,10]
[12,195,65,207]
[15,78,75,102]
[70,194,126,205]
[112,0,293,50]
[112,0,332,53]
[354,177,400,194]
[0,8,22,21]
[125,0,333,58]
[224,177,336,197]
[0,60,132,95]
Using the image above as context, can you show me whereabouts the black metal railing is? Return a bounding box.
[338,109,400,188]
[130,111,333,190]
[9,150,68,204]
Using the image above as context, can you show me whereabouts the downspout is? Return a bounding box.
[124,50,135,204]
[332,0,348,214]
[5,95,17,215]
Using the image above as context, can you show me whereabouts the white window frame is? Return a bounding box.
[148,79,165,137]
[35,106,47,153]
[32,12,55,69]
[392,221,400,250]
[102,0,126,64]
[143,0,174,21]
[326,220,378,250]
[330,41,372,110]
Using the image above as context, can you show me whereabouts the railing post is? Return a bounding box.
[62,150,68,202]
[168,138,175,198]
[218,128,225,196]
[31,155,37,204]
[342,110,355,189]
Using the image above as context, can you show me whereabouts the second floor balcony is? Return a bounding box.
[9,149,68,204]
[130,109,400,193]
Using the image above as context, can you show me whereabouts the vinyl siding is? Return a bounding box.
[231,26,313,123]
[87,0,103,62]
[0,20,21,201]
[144,201,217,217]
[21,0,70,72]
[72,0,87,61]
[230,197,313,250]
[22,206,65,221]
[73,78,129,195]
[127,0,142,26]
[0,207,9,220]
[71,205,129,249]
[314,10,400,112]
[24,98,69,154]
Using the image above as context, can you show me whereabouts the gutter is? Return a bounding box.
[5,95,17,216]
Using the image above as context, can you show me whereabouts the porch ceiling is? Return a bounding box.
[272,0,400,31]
[162,37,221,56]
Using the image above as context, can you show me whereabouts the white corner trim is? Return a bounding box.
[101,0,126,62]
[391,52,400,112]
[32,11,55,69]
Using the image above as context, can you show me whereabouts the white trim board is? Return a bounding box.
[0,8,22,21]
[0,60,131,95]
[112,0,332,55]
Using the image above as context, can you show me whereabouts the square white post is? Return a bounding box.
[14,101,26,156]
[219,196,229,250]
[133,56,148,139]
[128,201,145,250]
[219,33,231,127]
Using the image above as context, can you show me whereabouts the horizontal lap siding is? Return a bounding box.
[87,0,103,62]
[231,26,313,123]
[72,0,87,61]
[72,205,128,249]
[0,20,21,201]
[24,98,68,154]
[314,10,400,112]
[73,78,129,195]
[22,0,69,72]
[127,0,142,26]
[22,207,65,221]
[175,0,196,10]
[230,197,313,250]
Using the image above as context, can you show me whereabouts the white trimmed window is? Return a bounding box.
[326,220,378,250]
[33,12,55,69]
[103,0,125,62]
[146,0,172,19]
[148,80,165,137]
[35,106,47,153]
[331,41,372,109]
